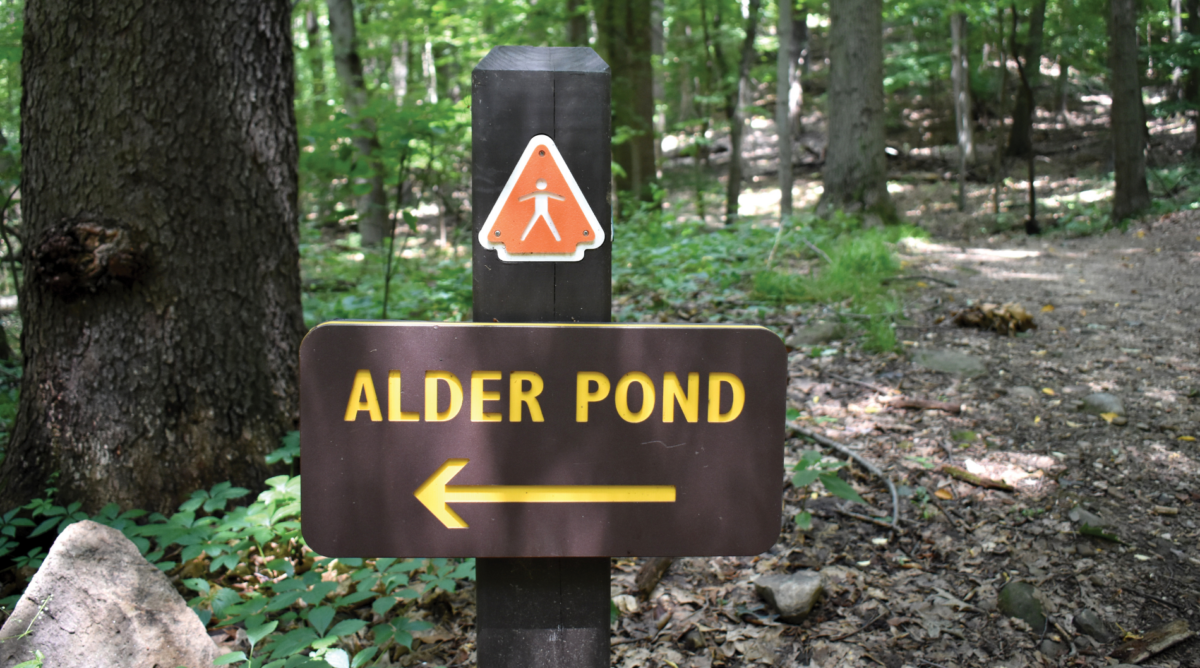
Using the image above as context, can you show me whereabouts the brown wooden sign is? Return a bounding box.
[300,321,785,558]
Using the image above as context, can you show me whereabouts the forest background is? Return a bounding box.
[0,0,1194,666]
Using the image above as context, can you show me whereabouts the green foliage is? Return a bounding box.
[790,450,866,530]
[0,438,476,667]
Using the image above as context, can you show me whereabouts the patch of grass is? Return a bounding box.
[862,316,899,353]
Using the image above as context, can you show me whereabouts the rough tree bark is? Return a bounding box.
[724,0,761,224]
[817,0,895,222]
[951,12,974,212]
[1006,0,1047,157]
[595,0,657,203]
[1109,0,1151,221]
[2,0,305,513]
[327,0,388,245]
[777,0,794,218]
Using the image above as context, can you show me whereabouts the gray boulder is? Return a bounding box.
[1074,608,1115,643]
[0,520,219,668]
[755,570,824,623]
[911,349,987,377]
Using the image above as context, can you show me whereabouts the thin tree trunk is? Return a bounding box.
[4,0,304,512]
[327,0,388,245]
[1172,0,1184,93]
[567,0,589,46]
[725,0,762,224]
[422,34,438,104]
[1013,40,1039,234]
[817,0,895,222]
[1053,57,1069,119]
[1109,0,1151,221]
[993,5,1010,214]
[306,6,326,105]
[790,6,806,135]
[595,0,657,203]
[1006,0,1047,157]
[777,0,794,219]
[951,13,974,212]
[391,39,409,103]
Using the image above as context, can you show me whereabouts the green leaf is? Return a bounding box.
[29,517,58,538]
[351,647,379,668]
[214,652,248,666]
[307,606,335,637]
[819,473,866,504]
[326,619,367,638]
[371,596,398,616]
[794,511,813,530]
[247,620,279,646]
[791,469,820,488]
[182,578,210,594]
[268,627,319,660]
[300,581,338,605]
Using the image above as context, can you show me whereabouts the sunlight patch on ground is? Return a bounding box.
[737,183,823,217]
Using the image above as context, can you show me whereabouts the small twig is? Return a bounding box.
[826,372,894,395]
[883,396,963,414]
[881,275,959,288]
[836,508,899,531]
[940,465,1014,492]
[1128,587,1186,611]
[926,494,966,531]
[804,239,833,264]
[788,422,900,528]
[829,612,884,641]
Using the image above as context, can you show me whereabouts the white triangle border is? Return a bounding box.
[478,134,605,262]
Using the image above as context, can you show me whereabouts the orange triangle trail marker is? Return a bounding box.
[478,134,605,262]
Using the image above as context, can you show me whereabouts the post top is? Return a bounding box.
[475,46,609,74]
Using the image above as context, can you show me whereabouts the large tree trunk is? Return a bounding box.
[3,0,304,513]
[817,0,895,222]
[1006,0,1047,157]
[724,0,761,224]
[777,0,794,219]
[951,12,974,212]
[327,0,388,246]
[595,0,657,203]
[1109,0,1151,221]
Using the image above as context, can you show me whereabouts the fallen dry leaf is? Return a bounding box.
[1100,413,1118,423]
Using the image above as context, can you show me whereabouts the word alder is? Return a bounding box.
[344,369,747,424]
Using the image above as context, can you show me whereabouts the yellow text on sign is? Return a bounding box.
[345,370,546,423]
[575,371,745,423]
[345,369,745,424]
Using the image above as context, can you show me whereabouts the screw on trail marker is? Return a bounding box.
[478,134,605,262]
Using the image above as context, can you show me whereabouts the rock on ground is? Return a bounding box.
[0,520,219,668]
[997,581,1047,633]
[755,571,824,623]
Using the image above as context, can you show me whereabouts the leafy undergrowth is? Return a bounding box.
[612,208,924,350]
[0,436,476,668]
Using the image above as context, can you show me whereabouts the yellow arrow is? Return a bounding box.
[413,459,676,529]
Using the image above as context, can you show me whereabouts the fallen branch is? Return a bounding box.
[804,240,833,264]
[881,275,959,288]
[836,508,898,530]
[1110,619,1195,664]
[826,373,894,395]
[635,557,674,601]
[939,465,1014,492]
[883,396,963,414]
[788,422,900,529]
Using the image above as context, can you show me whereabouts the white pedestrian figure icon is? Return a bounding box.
[517,178,565,241]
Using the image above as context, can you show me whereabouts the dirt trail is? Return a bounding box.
[609,214,1200,667]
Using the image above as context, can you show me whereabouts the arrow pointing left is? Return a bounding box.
[413,459,677,529]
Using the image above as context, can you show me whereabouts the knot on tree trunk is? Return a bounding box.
[32,220,146,299]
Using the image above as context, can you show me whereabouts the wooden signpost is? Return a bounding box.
[300,46,786,668]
